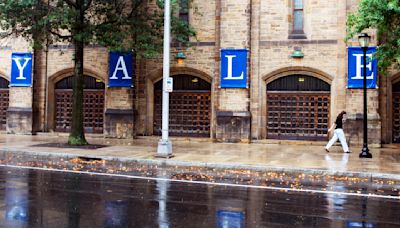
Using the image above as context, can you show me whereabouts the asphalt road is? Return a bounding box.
[0,166,398,228]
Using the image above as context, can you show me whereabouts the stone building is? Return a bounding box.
[0,0,399,147]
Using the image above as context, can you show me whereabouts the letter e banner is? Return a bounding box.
[348,47,378,89]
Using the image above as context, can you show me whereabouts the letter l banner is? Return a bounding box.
[10,52,33,87]
[220,49,247,88]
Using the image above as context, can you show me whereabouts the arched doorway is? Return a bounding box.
[393,81,400,143]
[154,75,211,137]
[55,75,105,133]
[266,75,330,140]
[0,77,9,130]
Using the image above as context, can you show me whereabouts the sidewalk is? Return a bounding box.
[0,134,399,180]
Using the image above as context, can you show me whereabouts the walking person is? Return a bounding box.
[325,111,350,153]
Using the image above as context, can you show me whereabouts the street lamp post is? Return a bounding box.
[156,0,173,157]
[358,33,372,158]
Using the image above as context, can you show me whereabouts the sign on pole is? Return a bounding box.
[165,77,173,92]
[348,47,378,89]
[220,49,247,88]
[10,53,32,87]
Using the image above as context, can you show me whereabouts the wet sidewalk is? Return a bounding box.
[0,133,399,180]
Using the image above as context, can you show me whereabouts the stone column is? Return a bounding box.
[7,86,33,134]
[215,0,251,143]
[344,1,381,148]
[104,87,135,138]
[250,0,261,140]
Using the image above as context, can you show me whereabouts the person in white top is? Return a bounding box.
[325,111,350,153]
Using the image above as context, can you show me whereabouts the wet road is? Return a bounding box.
[0,166,399,228]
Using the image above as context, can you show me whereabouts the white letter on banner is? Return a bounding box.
[351,53,374,80]
[110,56,131,80]
[223,55,243,80]
[12,57,31,80]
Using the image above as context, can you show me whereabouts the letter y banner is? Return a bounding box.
[10,53,32,87]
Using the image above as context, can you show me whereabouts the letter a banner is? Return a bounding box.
[10,52,33,87]
[109,52,133,87]
[220,49,247,88]
[348,47,378,89]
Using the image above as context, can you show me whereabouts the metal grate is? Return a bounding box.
[393,92,400,143]
[154,91,211,137]
[0,89,8,130]
[55,90,104,133]
[267,92,330,140]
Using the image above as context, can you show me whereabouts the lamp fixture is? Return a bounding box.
[290,50,304,58]
[358,33,371,48]
[175,51,186,65]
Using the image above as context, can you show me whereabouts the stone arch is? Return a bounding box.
[0,70,9,81]
[47,68,106,132]
[259,67,333,139]
[144,67,213,136]
[148,67,212,84]
[262,66,334,85]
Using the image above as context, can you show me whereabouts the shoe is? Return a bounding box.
[325,148,329,153]
[345,151,351,153]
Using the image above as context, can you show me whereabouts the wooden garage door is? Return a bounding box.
[154,75,211,137]
[266,75,330,141]
[0,77,9,131]
[393,81,400,143]
[55,76,105,133]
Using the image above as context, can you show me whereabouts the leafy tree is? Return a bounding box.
[0,0,195,145]
[347,0,400,73]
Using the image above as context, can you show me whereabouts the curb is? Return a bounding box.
[1,147,400,181]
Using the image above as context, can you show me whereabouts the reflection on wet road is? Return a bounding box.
[0,166,399,227]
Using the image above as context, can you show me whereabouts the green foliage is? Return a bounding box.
[0,0,196,57]
[347,0,400,73]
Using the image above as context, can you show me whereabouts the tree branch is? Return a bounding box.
[50,30,72,39]
[64,0,77,8]
[83,0,92,11]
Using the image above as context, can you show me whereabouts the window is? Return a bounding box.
[289,0,306,39]
[179,0,189,25]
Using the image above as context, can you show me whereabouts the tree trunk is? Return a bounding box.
[68,0,87,145]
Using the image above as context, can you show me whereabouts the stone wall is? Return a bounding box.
[0,0,393,146]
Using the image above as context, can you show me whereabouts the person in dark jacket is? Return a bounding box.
[325,111,350,153]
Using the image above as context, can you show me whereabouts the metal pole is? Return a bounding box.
[359,47,372,158]
[157,0,173,157]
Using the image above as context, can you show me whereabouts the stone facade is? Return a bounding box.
[0,0,398,147]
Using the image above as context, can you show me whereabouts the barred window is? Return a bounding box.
[179,0,189,24]
[289,0,306,39]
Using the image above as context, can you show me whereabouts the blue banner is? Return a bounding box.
[10,53,32,87]
[109,52,133,87]
[217,210,245,228]
[348,47,378,89]
[220,49,247,88]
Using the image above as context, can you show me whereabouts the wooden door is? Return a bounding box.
[393,88,400,143]
[266,75,330,140]
[0,77,9,131]
[154,75,211,137]
[55,76,105,133]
